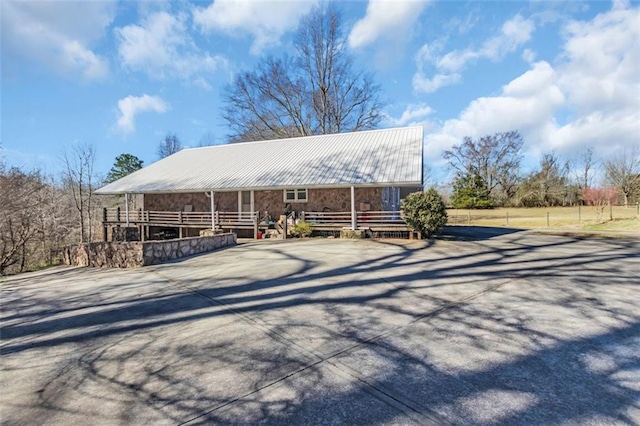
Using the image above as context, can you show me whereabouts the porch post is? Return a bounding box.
[125,193,130,227]
[102,208,108,241]
[210,191,216,230]
[350,186,356,231]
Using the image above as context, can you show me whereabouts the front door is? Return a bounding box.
[239,190,253,219]
[382,187,400,211]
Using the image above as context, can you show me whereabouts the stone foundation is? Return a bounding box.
[62,233,236,268]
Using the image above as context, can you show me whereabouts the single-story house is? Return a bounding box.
[96,125,424,239]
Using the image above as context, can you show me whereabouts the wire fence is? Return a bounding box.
[447,205,640,228]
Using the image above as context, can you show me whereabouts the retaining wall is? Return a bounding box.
[62,233,236,268]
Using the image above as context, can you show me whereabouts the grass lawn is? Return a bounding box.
[447,206,639,233]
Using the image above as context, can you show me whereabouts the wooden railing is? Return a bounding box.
[303,211,405,227]
[104,208,407,229]
[104,208,257,227]
[303,211,352,226]
[356,211,405,226]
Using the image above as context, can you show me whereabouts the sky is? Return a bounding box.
[1,0,639,185]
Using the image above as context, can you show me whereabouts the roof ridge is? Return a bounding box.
[182,125,423,151]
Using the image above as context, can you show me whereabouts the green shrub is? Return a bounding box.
[290,221,313,237]
[401,188,448,238]
[451,172,493,209]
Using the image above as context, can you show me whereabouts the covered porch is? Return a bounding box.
[102,206,412,241]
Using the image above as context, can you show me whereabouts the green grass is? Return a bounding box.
[447,206,639,233]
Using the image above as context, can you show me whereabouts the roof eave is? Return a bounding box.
[94,181,424,195]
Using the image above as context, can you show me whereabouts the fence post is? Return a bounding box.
[547,211,550,227]
[117,207,121,223]
[506,211,509,227]
[179,211,183,223]
[467,210,471,225]
[578,205,581,221]
[283,217,287,240]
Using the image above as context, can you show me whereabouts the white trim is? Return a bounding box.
[283,188,308,203]
[238,190,255,218]
[125,193,130,226]
[210,191,215,230]
[97,182,423,195]
[350,186,356,230]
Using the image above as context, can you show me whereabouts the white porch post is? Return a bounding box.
[125,193,130,226]
[250,190,255,219]
[210,191,216,230]
[350,186,356,230]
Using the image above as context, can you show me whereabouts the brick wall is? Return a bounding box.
[144,187,400,219]
[144,191,238,212]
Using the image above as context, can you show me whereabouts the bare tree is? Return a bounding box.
[62,143,97,243]
[443,131,524,205]
[0,166,45,274]
[583,187,617,222]
[158,134,183,159]
[222,4,382,142]
[198,131,220,147]
[605,145,640,208]
[518,152,570,207]
[576,146,597,193]
[35,176,72,267]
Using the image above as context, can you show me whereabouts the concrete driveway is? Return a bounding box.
[1,228,639,425]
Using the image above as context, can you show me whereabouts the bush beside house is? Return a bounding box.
[401,189,448,238]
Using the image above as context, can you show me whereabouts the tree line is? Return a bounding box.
[444,131,640,209]
[0,134,184,275]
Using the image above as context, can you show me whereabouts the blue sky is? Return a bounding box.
[1,0,638,184]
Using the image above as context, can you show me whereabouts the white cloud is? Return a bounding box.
[558,2,639,115]
[385,103,434,127]
[414,14,535,93]
[348,0,429,49]
[424,2,639,167]
[413,72,461,94]
[1,1,114,80]
[115,11,227,87]
[522,48,537,64]
[116,95,170,135]
[193,0,316,55]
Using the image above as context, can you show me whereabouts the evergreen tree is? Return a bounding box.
[451,172,493,209]
[106,154,143,183]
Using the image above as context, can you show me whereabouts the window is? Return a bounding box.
[284,188,307,202]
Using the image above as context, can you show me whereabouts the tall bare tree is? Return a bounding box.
[443,131,524,205]
[158,133,183,159]
[62,143,97,243]
[605,145,640,207]
[0,166,45,274]
[577,146,597,192]
[223,4,382,142]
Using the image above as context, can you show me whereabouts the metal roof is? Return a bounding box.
[96,126,423,194]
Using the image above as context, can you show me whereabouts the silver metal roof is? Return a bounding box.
[96,126,423,194]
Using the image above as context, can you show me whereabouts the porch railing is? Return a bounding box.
[104,208,407,229]
[104,208,257,227]
[303,211,405,227]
